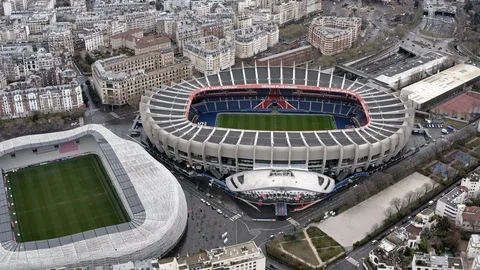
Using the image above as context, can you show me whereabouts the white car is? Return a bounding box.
[217,209,223,214]
[200,198,206,203]
[206,202,211,206]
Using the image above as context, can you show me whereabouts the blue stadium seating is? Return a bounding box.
[311,103,322,112]
[299,101,310,111]
[334,104,341,114]
[228,101,240,110]
[206,102,216,112]
[340,106,351,115]
[323,103,334,113]
[216,101,227,111]
[194,104,207,113]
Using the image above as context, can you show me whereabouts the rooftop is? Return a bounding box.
[438,186,468,208]
[413,254,463,269]
[226,169,335,193]
[209,241,263,263]
[463,206,480,222]
[401,64,480,105]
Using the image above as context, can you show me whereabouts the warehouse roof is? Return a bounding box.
[401,64,480,106]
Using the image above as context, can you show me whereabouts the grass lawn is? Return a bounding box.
[282,240,319,266]
[316,246,344,262]
[279,25,307,41]
[445,118,466,129]
[216,113,336,131]
[8,154,129,242]
[306,227,326,238]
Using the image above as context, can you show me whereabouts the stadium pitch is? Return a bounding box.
[8,154,129,242]
[216,113,337,131]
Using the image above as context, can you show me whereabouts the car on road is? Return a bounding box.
[206,202,211,206]
[217,209,223,214]
[223,214,228,218]
[211,205,216,210]
[200,198,206,203]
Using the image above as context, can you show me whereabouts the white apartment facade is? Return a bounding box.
[473,255,480,270]
[47,30,74,57]
[234,23,279,58]
[82,29,104,52]
[0,83,83,119]
[468,235,480,258]
[461,171,480,198]
[411,254,464,270]
[183,36,235,75]
[158,241,266,270]
[435,186,468,220]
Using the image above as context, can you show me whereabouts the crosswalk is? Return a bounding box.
[346,256,360,267]
[287,217,300,227]
[230,214,241,221]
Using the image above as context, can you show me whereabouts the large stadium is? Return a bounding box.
[0,125,187,269]
[140,64,414,177]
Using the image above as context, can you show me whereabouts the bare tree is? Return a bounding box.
[405,191,416,205]
[422,183,433,194]
[385,206,396,218]
[415,187,425,198]
[390,197,404,212]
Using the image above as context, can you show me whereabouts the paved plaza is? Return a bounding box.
[317,172,435,249]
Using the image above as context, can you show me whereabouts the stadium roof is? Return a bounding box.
[225,169,335,193]
[0,125,187,269]
[401,64,480,108]
[141,65,412,147]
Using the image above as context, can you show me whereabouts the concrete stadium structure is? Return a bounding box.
[0,125,187,269]
[140,63,414,176]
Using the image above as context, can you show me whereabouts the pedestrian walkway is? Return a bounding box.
[287,217,300,227]
[230,214,241,221]
[346,256,360,267]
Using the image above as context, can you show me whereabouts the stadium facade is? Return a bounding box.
[0,125,187,269]
[140,64,414,176]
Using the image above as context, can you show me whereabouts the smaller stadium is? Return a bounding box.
[0,125,187,269]
[6,154,129,243]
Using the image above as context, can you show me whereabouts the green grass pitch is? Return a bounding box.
[215,113,337,131]
[8,154,130,242]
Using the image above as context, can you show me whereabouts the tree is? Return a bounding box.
[390,197,404,212]
[467,194,480,207]
[436,216,451,232]
[404,191,417,205]
[422,183,433,194]
[385,206,396,218]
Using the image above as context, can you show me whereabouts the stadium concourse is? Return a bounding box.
[140,63,414,177]
[0,125,187,269]
[225,168,335,205]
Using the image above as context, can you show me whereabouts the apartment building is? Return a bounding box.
[133,35,171,55]
[0,24,29,43]
[92,51,192,106]
[435,186,468,219]
[124,10,156,33]
[235,14,253,29]
[272,0,303,25]
[457,206,480,232]
[411,254,463,270]
[47,29,74,57]
[461,170,480,198]
[110,28,144,50]
[234,23,279,58]
[80,28,104,52]
[468,235,480,258]
[176,22,203,52]
[308,16,361,55]
[184,36,235,75]
[473,255,480,270]
[158,241,266,270]
[0,82,83,119]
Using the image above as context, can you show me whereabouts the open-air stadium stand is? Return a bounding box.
[140,63,414,176]
[0,125,187,269]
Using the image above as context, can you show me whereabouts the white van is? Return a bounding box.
[428,200,434,206]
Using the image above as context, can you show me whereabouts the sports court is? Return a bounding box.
[215,113,336,131]
[435,92,480,117]
[8,154,129,242]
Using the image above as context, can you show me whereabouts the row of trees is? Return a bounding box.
[385,182,437,218]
